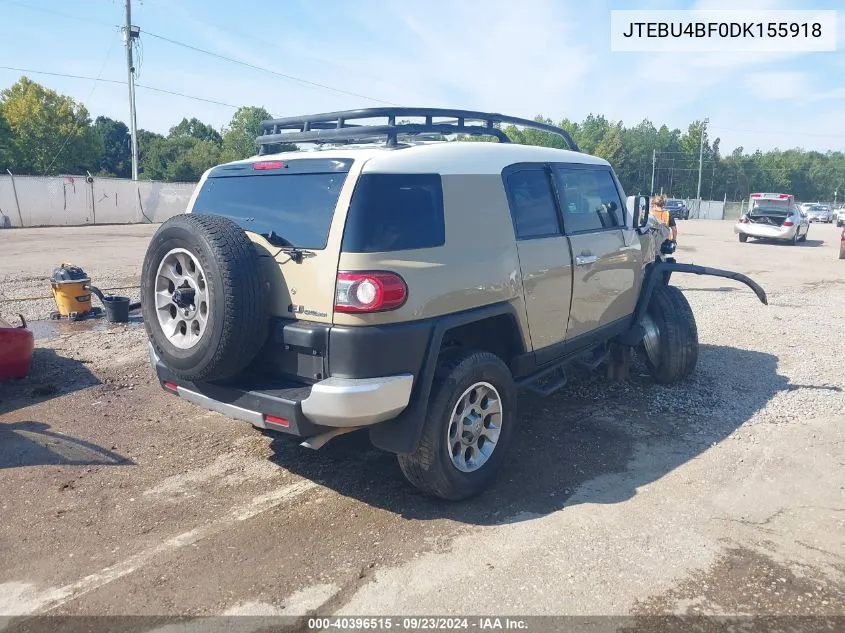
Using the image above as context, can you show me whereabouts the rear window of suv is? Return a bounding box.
[341,173,445,253]
[192,159,352,250]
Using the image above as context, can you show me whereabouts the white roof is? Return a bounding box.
[229,141,610,176]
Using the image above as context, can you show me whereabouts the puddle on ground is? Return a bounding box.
[28,314,145,340]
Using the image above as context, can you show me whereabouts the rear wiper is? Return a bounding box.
[280,246,315,264]
[259,231,314,264]
[259,230,292,247]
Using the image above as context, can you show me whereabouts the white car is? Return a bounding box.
[735,193,809,245]
[805,204,833,223]
[835,208,845,227]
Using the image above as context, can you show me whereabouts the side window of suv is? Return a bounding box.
[342,173,445,253]
[503,166,562,239]
[553,167,624,234]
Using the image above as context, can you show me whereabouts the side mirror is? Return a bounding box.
[628,195,650,229]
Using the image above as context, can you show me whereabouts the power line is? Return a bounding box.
[44,33,119,174]
[0,0,118,27]
[710,124,845,139]
[3,0,396,107]
[0,66,240,109]
[142,30,398,106]
[137,0,420,102]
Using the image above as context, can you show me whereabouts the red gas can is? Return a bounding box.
[0,315,34,381]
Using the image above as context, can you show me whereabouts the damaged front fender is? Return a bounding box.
[658,262,768,305]
[633,260,767,327]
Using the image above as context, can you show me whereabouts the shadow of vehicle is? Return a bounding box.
[267,344,792,525]
[0,347,101,416]
[746,238,824,247]
[680,287,741,294]
[0,421,133,469]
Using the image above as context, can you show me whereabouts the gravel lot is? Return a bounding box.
[0,220,843,629]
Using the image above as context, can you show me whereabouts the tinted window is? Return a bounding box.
[342,173,445,253]
[504,168,561,239]
[554,168,623,233]
[192,172,347,249]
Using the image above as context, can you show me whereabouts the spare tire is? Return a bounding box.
[141,213,268,381]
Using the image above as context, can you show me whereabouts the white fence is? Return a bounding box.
[684,199,725,220]
[0,173,196,228]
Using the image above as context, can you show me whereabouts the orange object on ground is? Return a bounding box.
[0,315,34,380]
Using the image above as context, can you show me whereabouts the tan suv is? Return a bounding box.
[141,108,767,500]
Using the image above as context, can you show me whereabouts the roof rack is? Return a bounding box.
[256,107,580,154]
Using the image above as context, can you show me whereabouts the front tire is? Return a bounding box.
[738,233,748,243]
[639,284,698,384]
[398,351,517,501]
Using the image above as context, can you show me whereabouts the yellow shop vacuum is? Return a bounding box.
[49,263,102,320]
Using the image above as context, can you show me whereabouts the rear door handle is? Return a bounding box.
[575,255,598,266]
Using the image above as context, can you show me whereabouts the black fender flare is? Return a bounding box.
[633,260,767,325]
[368,301,525,455]
[615,260,766,347]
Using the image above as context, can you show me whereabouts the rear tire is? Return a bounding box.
[397,351,517,501]
[639,284,698,384]
[790,230,800,245]
[738,233,748,243]
[141,214,268,381]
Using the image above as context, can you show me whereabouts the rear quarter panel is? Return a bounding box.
[333,174,531,349]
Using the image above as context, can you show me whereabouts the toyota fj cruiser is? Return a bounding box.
[141,108,767,500]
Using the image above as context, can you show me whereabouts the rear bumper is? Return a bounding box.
[734,222,796,240]
[148,344,414,435]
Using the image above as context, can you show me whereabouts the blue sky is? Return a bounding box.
[1,0,843,153]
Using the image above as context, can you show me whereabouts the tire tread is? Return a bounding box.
[398,350,515,501]
[141,213,268,381]
[643,284,698,384]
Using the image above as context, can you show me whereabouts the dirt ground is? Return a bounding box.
[0,221,843,631]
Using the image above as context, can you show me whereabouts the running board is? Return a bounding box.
[517,363,568,397]
[575,347,610,372]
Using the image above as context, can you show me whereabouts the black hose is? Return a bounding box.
[87,285,141,312]
[87,284,105,304]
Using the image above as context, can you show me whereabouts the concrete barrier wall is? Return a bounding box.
[0,173,196,228]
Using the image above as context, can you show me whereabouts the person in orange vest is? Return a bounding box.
[651,194,678,241]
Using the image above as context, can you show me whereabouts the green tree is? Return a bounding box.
[140,135,220,182]
[166,138,220,181]
[0,110,14,169]
[0,76,101,174]
[136,128,164,171]
[220,106,295,162]
[93,116,131,178]
[169,117,222,144]
[139,117,222,181]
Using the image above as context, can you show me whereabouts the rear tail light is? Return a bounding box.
[335,271,407,313]
[783,220,794,227]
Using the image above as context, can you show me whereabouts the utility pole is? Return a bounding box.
[650,148,656,194]
[696,117,708,202]
[123,0,139,180]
